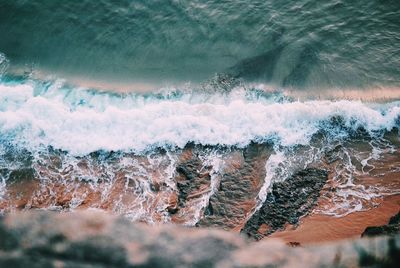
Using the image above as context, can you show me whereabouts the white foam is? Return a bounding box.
[0,177,5,201]
[254,151,286,213]
[0,81,399,156]
[187,150,224,226]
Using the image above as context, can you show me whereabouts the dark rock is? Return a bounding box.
[287,241,301,247]
[7,168,35,184]
[241,168,328,239]
[174,148,212,208]
[362,211,400,237]
[202,73,242,94]
[362,225,400,237]
[197,143,273,230]
[324,143,343,163]
[389,212,400,225]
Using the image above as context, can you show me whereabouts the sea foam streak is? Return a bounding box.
[0,80,399,156]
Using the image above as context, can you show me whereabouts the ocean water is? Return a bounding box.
[0,0,399,88]
[0,0,399,224]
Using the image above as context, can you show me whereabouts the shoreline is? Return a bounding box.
[268,194,400,245]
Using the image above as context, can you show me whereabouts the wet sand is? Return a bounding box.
[1,141,399,244]
[269,194,400,245]
[268,140,400,245]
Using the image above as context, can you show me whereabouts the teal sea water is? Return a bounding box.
[0,0,399,88]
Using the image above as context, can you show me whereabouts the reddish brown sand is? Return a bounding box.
[268,140,400,245]
[1,144,398,245]
[269,194,400,245]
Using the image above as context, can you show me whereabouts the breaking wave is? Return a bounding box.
[0,76,399,222]
[0,78,399,155]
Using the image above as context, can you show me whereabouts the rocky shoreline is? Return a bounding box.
[269,194,400,244]
[1,140,399,244]
[1,143,331,235]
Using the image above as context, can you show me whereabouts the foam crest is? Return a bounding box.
[0,80,399,156]
[188,150,225,226]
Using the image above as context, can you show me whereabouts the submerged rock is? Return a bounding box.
[197,143,272,230]
[242,168,328,239]
[0,210,399,268]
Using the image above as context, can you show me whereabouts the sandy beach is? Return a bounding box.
[269,194,400,244]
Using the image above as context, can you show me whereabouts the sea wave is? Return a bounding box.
[0,79,399,156]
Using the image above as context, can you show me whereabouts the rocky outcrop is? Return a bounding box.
[197,143,272,230]
[169,145,213,224]
[242,168,328,239]
[362,211,400,237]
[0,148,328,234]
[0,210,399,268]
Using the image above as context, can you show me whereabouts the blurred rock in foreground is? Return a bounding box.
[0,210,399,268]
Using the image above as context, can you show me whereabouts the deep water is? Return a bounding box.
[0,0,399,88]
